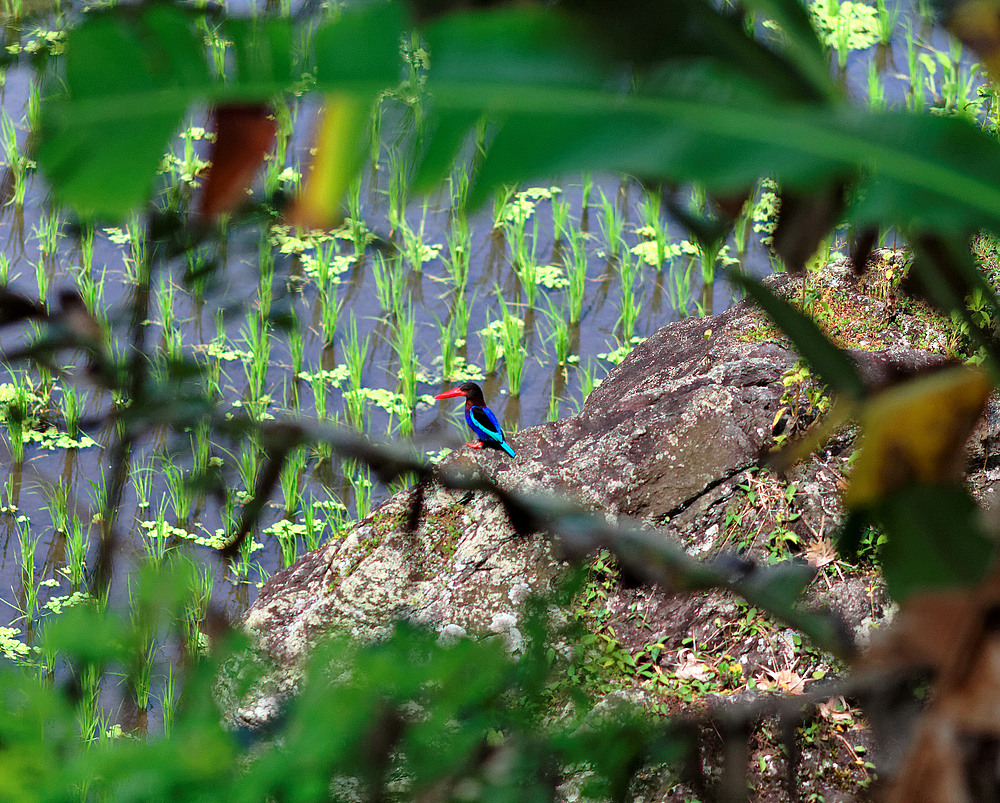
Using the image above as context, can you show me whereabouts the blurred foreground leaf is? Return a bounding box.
[846,364,992,508]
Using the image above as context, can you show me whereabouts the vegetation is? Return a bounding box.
[1,0,1000,799]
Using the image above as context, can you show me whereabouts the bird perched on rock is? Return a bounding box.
[434,382,516,457]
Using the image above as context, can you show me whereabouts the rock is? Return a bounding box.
[234,254,960,728]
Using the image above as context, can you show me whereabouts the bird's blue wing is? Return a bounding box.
[467,404,504,441]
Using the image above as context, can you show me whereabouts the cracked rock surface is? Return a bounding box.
[232,257,959,728]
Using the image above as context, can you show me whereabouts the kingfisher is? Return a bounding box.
[434,382,516,458]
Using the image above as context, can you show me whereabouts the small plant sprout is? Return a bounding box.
[0,110,29,207]
[875,0,900,45]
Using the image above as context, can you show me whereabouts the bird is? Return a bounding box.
[434,382,516,458]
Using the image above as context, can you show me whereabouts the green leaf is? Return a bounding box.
[875,485,997,601]
[225,17,296,88]
[37,5,210,217]
[313,2,406,88]
[728,272,868,401]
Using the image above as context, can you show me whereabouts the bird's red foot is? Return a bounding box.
[465,441,483,449]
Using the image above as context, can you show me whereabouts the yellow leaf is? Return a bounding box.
[286,93,368,230]
[845,365,992,508]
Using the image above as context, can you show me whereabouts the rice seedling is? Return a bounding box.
[343,313,371,393]
[4,470,20,512]
[65,513,89,591]
[61,383,83,439]
[444,214,471,290]
[566,230,588,325]
[580,173,594,220]
[320,285,341,346]
[0,253,9,284]
[0,110,28,207]
[18,521,39,626]
[126,578,158,711]
[162,454,195,525]
[242,314,272,405]
[578,359,603,405]
[44,481,70,536]
[617,254,642,342]
[346,177,369,259]
[346,462,373,519]
[393,308,418,431]
[386,149,409,233]
[875,0,900,45]
[161,664,178,738]
[638,187,668,270]
[126,213,148,284]
[905,25,926,112]
[182,557,213,658]
[25,78,41,141]
[79,223,95,272]
[548,388,560,422]
[302,497,324,551]
[435,313,457,380]
[551,191,572,243]
[279,446,308,517]
[34,258,48,305]
[542,297,572,367]
[867,56,886,111]
[34,208,63,260]
[451,288,471,345]
[142,504,173,567]
[510,215,542,307]
[129,460,153,513]
[273,520,300,569]
[77,663,103,742]
[496,295,527,396]
[289,323,305,378]
[399,211,440,273]
[237,438,261,500]
[310,369,329,421]
[479,314,503,374]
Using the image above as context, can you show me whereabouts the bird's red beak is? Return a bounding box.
[434,388,465,400]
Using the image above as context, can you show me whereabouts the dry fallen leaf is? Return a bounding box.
[759,667,805,695]
[804,538,837,569]
[675,651,713,683]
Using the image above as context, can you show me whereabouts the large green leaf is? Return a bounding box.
[37,4,210,217]
[875,485,997,601]
[422,8,1000,228]
[36,4,404,219]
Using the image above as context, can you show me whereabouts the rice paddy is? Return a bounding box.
[0,0,991,739]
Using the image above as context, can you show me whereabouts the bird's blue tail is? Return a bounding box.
[501,440,516,458]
